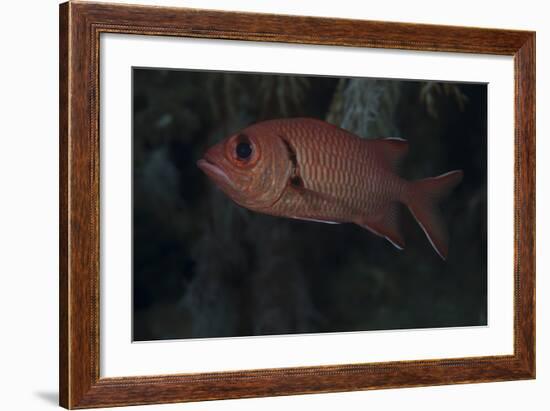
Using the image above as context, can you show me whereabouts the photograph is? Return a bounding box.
[132,68,487,341]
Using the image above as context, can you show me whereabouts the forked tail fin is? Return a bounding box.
[404,170,463,260]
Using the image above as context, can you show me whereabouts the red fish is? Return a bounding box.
[198,118,463,260]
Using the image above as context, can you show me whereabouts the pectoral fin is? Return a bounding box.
[284,184,349,224]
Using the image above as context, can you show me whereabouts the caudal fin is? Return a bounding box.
[404,170,463,260]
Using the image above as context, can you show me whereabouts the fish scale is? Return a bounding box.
[277,119,401,220]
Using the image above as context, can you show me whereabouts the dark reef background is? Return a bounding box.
[132,68,487,341]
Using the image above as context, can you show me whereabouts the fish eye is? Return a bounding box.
[236,141,252,160]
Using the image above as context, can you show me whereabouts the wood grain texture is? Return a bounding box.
[514,33,536,376]
[59,2,69,407]
[59,1,536,408]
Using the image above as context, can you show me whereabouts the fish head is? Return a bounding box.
[197,126,292,210]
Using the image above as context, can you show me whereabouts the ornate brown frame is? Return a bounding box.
[59,1,536,408]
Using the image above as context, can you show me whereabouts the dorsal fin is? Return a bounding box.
[369,137,409,171]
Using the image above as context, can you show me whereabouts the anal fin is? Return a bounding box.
[356,202,405,250]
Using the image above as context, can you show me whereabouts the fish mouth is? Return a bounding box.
[197,156,234,188]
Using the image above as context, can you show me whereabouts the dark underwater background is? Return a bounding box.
[132,68,487,341]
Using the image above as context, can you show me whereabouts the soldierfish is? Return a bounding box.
[197,118,463,260]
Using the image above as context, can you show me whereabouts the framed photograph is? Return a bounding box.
[59,1,535,408]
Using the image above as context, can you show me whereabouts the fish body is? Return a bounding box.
[198,118,462,259]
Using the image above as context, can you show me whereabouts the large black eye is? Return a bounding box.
[236,141,252,160]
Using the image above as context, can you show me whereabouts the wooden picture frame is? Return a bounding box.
[59,1,535,408]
